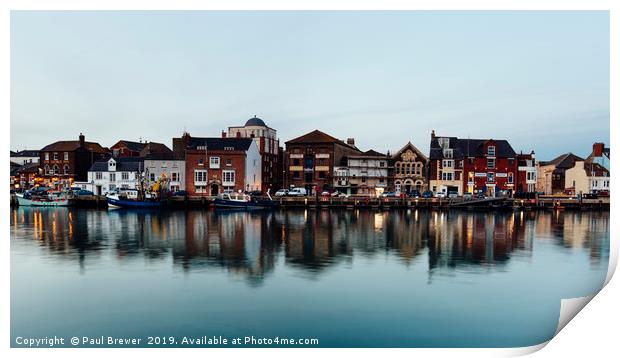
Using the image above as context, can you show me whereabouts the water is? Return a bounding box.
[10,207,609,348]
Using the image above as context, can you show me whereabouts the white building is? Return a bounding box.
[565,160,610,195]
[10,150,39,165]
[78,157,144,195]
[144,156,185,193]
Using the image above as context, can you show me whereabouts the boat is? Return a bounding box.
[214,192,279,210]
[106,194,162,209]
[15,193,70,207]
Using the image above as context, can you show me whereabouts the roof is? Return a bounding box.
[583,161,609,177]
[393,142,429,161]
[348,149,387,158]
[285,129,360,152]
[244,116,267,127]
[140,142,173,157]
[185,137,254,151]
[10,150,39,157]
[40,141,108,153]
[429,136,516,160]
[113,140,146,152]
[17,162,39,173]
[89,157,145,172]
[540,153,584,169]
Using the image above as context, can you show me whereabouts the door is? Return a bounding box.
[96,185,102,196]
[210,184,219,196]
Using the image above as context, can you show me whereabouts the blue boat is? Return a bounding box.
[106,195,162,209]
[214,193,279,210]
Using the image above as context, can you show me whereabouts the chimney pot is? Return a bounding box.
[222,131,227,138]
[346,138,355,145]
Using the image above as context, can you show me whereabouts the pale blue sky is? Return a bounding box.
[11,11,609,160]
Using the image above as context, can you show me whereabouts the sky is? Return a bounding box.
[10,11,609,160]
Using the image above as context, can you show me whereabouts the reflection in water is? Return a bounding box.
[10,208,609,284]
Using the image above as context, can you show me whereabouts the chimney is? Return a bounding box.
[431,129,436,139]
[346,138,355,146]
[222,131,227,138]
[79,133,85,148]
[593,142,604,157]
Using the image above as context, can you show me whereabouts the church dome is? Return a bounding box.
[245,115,267,127]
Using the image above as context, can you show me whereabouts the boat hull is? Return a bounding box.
[214,198,279,210]
[16,194,70,207]
[106,197,161,209]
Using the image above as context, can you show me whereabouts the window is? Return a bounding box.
[53,165,59,175]
[63,165,69,175]
[487,172,495,182]
[226,159,232,166]
[487,158,495,168]
[45,153,49,161]
[292,159,300,166]
[53,153,58,160]
[171,172,179,181]
[508,172,514,184]
[318,171,326,179]
[198,158,204,165]
[443,149,453,158]
[195,185,207,193]
[380,161,385,167]
[468,172,474,183]
[109,184,116,190]
[95,172,102,180]
[149,173,155,181]
[210,157,220,168]
[64,152,69,160]
[442,160,453,168]
[438,137,450,149]
[122,172,129,180]
[293,171,300,179]
[194,170,207,183]
[361,176,366,183]
[222,170,235,185]
[110,173,116,182]
[441,172,453,181]
[487,146,495,156]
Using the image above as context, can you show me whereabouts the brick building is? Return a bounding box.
[39,133,110,187]
[429,131,521,197]
[173,132,261,197]
[536,153,583,194]
[389,142,429,194]
[284,130,361,194]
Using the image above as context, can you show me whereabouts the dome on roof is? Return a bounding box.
[245,115,267,127]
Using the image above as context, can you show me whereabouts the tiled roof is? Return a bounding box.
[540,153,584,168]
[583,161,609,177]
[10,150,39,157]
[429,136,516,160]
[115,140,146,152]
[286,130,343,144]
[40,141,108,153]
[89,157,145,172]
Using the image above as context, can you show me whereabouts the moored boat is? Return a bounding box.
[106,194,161,209]
[214,192,279,210]
[16,193,70,207]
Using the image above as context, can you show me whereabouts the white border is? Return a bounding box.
[2,1,616,357]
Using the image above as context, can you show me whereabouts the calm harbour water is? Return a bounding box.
[10,207,609,348]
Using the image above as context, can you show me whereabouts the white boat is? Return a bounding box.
[16,193,70,207]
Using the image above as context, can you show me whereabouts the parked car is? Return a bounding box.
[463,193,473,199]
[274,189,289,197]
[448,192,458,198]
[381,192,397,198]
[172,190,188,197]
[476,192,486,198]
[289,188,307,196]
[435,192,446,198]
[407,190,421,198]
[76,189,94,196]
[422,191,433,198]
[247,190,263,197]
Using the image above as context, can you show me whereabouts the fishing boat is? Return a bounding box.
[106,193,161,209]
[213,192,279,210]
[15,193,70,207]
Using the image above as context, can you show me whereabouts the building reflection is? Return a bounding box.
[11,207,609,283]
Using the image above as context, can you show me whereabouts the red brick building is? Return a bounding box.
[39,133,110,187]
[111,140,173,158]
[173,132,262,197]
[284,130,361,194]
[429,131,522,197]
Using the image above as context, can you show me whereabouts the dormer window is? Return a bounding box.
[487,146,496,156]
[438,137,450,149]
